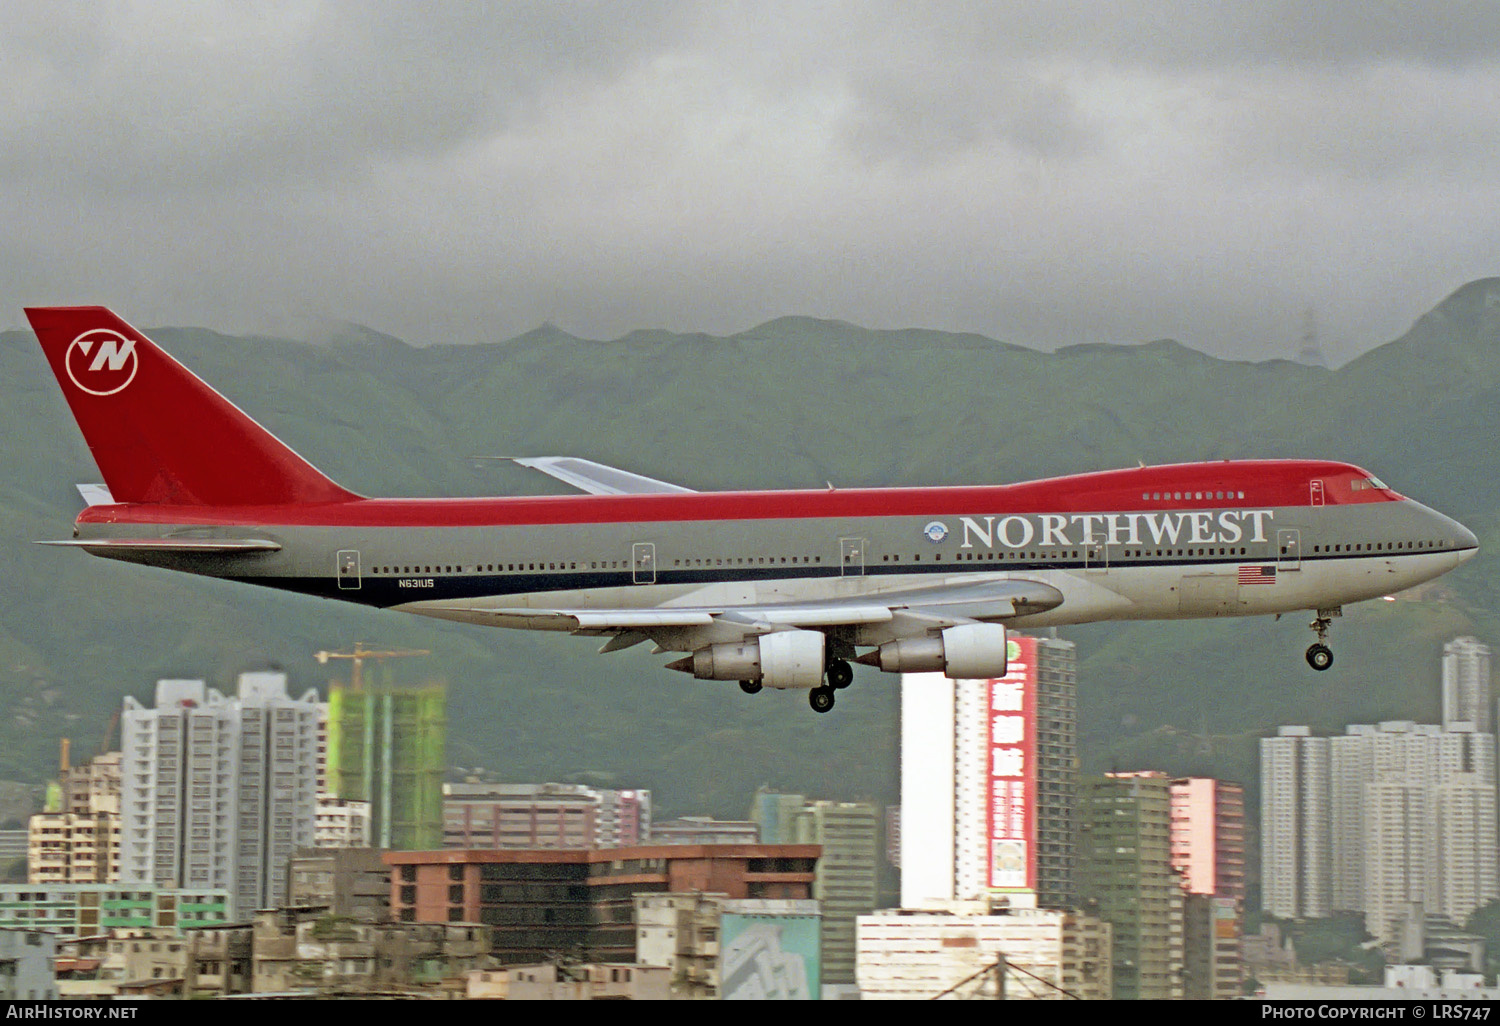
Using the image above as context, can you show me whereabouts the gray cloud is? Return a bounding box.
[4,1,1500,364]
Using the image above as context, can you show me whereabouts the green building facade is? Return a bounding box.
[0,884,231,936]
[326,680,445,851]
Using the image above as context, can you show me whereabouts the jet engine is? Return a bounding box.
[672,629,826,689]
[858,623,1009,679]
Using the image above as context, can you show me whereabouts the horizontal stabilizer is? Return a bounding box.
[76,483,114,506]
[38,538,282,553]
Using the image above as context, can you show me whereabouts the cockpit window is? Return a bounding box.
[1350,476,1388,492]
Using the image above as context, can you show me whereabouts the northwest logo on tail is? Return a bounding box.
[65,329,138,396]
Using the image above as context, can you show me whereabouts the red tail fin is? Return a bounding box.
[26,306,360,506]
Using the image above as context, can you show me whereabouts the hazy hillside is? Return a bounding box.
[2,279,1499,820]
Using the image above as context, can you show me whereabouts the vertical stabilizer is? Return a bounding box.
[26,306,360,506]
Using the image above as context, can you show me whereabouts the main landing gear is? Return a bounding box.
[1305,607,1341,671]
[826,659,854,690]
[740,657,855,713]
[809,658,855,714]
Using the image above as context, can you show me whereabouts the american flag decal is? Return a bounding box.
[1239,565,1277,585]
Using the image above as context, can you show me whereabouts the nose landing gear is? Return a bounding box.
[1305,607,1341,671]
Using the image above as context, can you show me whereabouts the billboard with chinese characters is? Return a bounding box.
[986,635,1036,893]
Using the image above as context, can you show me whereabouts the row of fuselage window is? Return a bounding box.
[368,537,1449,577]
[1310,540,1447,553]
[370,555,827,575]
[1141,490,1248,501]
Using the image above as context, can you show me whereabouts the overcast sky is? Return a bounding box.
[4,2,1499,364]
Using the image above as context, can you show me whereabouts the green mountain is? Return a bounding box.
[2,280,1499,820]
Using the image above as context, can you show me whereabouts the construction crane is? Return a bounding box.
[312,642,431,690]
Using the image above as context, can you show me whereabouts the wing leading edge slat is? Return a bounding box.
[460,578,1063,635]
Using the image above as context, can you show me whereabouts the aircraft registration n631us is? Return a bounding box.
[27,306,1480,713]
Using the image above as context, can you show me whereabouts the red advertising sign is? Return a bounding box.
[986,635,1036,892]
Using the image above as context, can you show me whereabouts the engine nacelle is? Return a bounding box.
[686,630,826,689]
[865,623,1009,679]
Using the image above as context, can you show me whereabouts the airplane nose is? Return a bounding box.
[1455,520,1479,559]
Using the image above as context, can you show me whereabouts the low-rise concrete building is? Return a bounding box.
[0,928,57,1000]
[251,908,489,995]
[55,925,254,998]
[636,893,821,999]
[314,797,372,849]
[857,904,1112,1000]
[467,962,670,999]
[285,847,390,922]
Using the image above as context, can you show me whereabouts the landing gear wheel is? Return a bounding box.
[826,660,854,690]
[809,687,836,713]
[739,679,763,695]
[1304,608,1340,671]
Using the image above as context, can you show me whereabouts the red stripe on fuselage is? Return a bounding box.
[75,459,1396,529]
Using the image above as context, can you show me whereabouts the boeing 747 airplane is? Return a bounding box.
[26,306,1479,712]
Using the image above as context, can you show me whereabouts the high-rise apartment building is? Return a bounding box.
[1260,726,1331,919]
[1330,724,1377,912]
[1169,777,1246,1000]
[120,673,319,917]
[1330,721,1497,940]
[1169,777,1246,901]
[1077,771,1184,1000]
[1182,894,1242,1001]
[1434,774,1499,925]
[897,634,1077,911]
[1271,716,1498,943]
[1443,636,1492,731]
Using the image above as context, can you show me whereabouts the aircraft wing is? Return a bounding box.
[460,577,1064,639]
[498,456,696,495]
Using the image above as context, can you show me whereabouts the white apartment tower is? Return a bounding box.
[1330,725,1377,912]
[1295,719,1497,941]
[1363,778,1431,941]
[899,635,1077,911]
[1260,727,1330,919]
[1434,774,1499,925]
[1443,637,1492,731]
[120,673,320,917]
